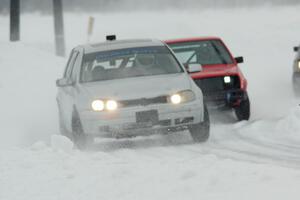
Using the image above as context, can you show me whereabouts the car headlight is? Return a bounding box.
[92,100,105,111]
[224,76,231,84]
[91,99,118,111]
[168,90,196,104]
[298,61,300,70]
[170,94,182,104]
[106,100,118,111]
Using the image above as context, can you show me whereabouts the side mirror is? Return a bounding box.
[235,56,244,64]
[56,78,74,87]
[186,64,202,73]
[106,35,116,41]
[294,46,299,52]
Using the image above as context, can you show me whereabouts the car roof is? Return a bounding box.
[164,37,222,44]
[79,39,165,54]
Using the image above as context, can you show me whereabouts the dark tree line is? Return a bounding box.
[1,0,300,14]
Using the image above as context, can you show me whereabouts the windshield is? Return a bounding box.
[81,46,183,82]
[169,40,234,66]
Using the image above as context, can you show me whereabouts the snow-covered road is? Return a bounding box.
[1,6,300,200]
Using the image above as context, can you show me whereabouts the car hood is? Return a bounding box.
[80,73,192,100]
[191,64,239,79]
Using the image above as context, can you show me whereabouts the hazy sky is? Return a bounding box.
[1,0,300,13]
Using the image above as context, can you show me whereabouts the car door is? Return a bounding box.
[57,49,79,131]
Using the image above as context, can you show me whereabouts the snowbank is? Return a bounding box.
[0,43,64,147]
[1,141,300,200]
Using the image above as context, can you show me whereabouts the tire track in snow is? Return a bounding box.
[205,123,300,168]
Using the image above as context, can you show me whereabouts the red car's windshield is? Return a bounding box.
[169,40,234,66]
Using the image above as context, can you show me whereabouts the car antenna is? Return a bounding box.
[106,35,116,41]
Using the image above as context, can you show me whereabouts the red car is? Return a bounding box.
[165,37,250,121]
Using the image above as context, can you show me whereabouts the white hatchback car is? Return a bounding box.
[56,39,209,148]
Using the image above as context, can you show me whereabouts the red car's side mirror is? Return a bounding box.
[235,57,244,64]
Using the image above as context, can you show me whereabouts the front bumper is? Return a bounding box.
[79,101,203,137]
[204,89,248,108]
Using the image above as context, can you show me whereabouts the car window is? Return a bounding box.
[169,40,234,65]
[80,46,183,83]
[70,51,82,82]
[174,50,196,64]
[63,51,74,78]
[64,51,79,79]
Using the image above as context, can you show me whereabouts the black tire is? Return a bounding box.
[293,74,300,97]
[59,112,69,136]
[71,110,93,149]
[235,98,250,121]
[189,104,210,143]
[57,104,72,138]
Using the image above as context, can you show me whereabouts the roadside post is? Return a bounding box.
[87,16,95,43]
[53,0,66,57]
[10,0,20,41]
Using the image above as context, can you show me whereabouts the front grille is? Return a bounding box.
[119,96,168,107]
[193,76,240,94]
